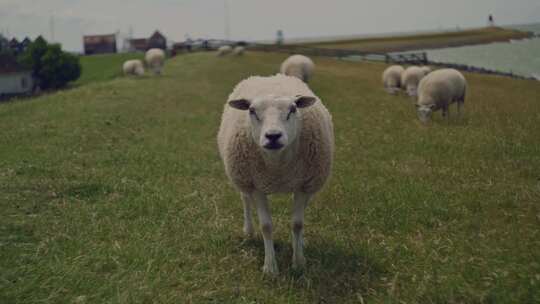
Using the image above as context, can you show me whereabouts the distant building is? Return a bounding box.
[128,38,148,52]
[0,53,35,99]
[83,34,117,55]
[128,30,167,52]
[171,41,190,55]
[276,30,284,45]
[147,30,167,50]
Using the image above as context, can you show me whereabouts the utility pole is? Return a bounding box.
[224,0,230,40]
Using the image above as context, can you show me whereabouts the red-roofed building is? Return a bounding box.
[127,30,167,52]
[83,34,117,55]
[127,38,148,52]
[148,30,167,50]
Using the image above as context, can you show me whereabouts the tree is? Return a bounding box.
[0,33,8,51]
[18,36,48,73]
[19,37,81,90]
[38,44,81,89]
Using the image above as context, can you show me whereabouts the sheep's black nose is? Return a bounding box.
[265,132,282,142]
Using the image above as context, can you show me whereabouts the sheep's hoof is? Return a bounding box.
[262,260,279,276]
[243,226,255,238]
[292,256,306,270]
[243,230,255,239]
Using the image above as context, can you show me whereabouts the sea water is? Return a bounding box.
[421,23,540,79]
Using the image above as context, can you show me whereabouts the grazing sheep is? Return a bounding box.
[382,65,405,94]
[401,66,427,97]
[416,68,467,123]
[122,59,145,76]
[421,66,432,75]
[145,48,166,75]
[233,46,246,56]
[217,74,334,275]
[217,45,232,56]
[280,54,315,83]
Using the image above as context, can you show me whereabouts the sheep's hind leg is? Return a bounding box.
[292,191,313,270]
[457,98,464,119]
[252,191,279,275]
[241,192,255,238]
[442,103,450,120]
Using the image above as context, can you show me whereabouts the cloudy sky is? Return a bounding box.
[1,0,539,52]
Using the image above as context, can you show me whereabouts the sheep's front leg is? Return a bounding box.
[241,192,254,237]
[292,191,313,270]
[457,100,464,118]
[252,191,278,275]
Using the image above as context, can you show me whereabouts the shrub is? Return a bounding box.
[19,37,81,90]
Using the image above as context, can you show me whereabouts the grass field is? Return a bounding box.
[298,27,532,53]
[74,53,145,86]
[1,51,540,303]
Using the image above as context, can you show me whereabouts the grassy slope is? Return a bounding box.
[74,53,145,86]
[1,52,540,303]
[299,27,532,52]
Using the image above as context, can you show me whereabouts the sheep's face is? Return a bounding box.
[385,87,400,95]
[407,85,418,97]
[135,66,145,76]
[421,67,432,75]
[229,95,316,152]
[416,104,434,123]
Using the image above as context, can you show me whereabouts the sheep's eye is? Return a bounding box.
[249,108,260,120]
[287,106,297,120]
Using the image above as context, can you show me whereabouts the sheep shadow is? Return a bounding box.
[237,236,385,302]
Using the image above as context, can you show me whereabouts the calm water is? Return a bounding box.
[421,23,540,79]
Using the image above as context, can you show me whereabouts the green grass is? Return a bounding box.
[1,51,540,303]
[74,53,145,86]
[299,27,532,53]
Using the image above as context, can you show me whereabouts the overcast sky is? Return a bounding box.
[1,0,539,52]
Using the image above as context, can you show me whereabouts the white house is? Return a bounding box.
[0,71,34,97]
[0,54,35,99]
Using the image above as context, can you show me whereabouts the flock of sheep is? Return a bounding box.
[121,48,468,275]
[122,48,166,77]
[122,45,246,77]
[383,64,467,123]
[217,53,469,275]
[217,45,246,56]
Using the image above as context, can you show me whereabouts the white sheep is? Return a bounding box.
[421,66,432,75]
[233,46,245,56]
[145,48,166,75]
[401,66,427,97]
[382,65,405,94]
[416,68,467,123]
[280,54,315,83]
[217,74,334,275]
[217,45,232,56]
[122,59,145,76]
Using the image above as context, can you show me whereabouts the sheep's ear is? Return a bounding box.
[294,95,316,108]
[228,99,251,110]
